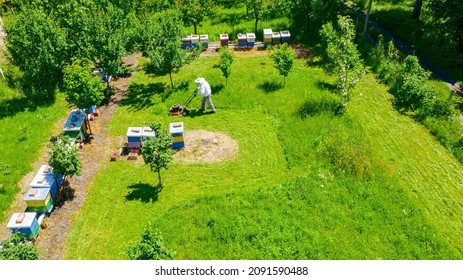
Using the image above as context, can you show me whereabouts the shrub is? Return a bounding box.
[126,224,175,260]
[0,233,39,260]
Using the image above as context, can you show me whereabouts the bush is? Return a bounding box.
[126,224,175,260]
[3,64,23,89]
[0,233,39,260]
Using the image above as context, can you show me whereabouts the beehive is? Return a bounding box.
[190,34,199,48]
[7,212,40,239]
[220,34,229,46]
[280,30,291,42]
[169,122,184,149]
[272,31,281,45]
[237,33,247,47]
[200,34,209,48]
[63,109,87,140]
[246,33,256,47]
[141,126,156,142]
[37,164,63,190]
[127,127,142,150]
[24,187,53,213]
[181,35,191,49]
[30,171,59,199]
[263,29,273,47]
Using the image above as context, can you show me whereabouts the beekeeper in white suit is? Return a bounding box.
[195,77,216,113]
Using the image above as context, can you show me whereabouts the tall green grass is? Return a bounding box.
[0,78,69,222]
[65,55,463,259]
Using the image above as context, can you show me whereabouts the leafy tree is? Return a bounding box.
[0,233,39,260]
[428,0,463,51]
[290,0,339,32]
[244,0,273,34]
[320,16,364,107]
[5,5,67,103]
[272,43,295,86]
[126,223,174,260]
[63,60,105,134]
[219,47,233,85]
[141,123,174,187]
[392,55,433,112]
[174,0,213,34]
[362,0,373,35]
[150,41,189,88]
[48,135,82,182]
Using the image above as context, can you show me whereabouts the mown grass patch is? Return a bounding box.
[65,54,463,259]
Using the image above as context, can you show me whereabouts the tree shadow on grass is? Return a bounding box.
[121,82,166,111]
[317,81,338,93]
[211,84,224,95]
[257,81,284,93]
[0,96,33,119]
[125,183,162,204]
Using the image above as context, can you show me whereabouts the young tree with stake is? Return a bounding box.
[219,47,234,86]
[272,43,295,86]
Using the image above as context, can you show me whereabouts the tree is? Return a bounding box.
[174,0,213,34]
[48,135,82,182]
[320,16,364,107]
[63,60,105,134]
[0,233,39,260]
[219,47,234,85]
[5,4,67,103]
[428,0,463,51]
[272,43,295,86]
[141,123,174,187]
[393,55,433,112]
[290,0,339,32]
[126,223,174,260]
[150,41,189,88]
[362,0,373,36]
[245,0,273,34]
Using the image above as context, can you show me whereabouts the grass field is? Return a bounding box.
[0,78,69,222]
[64,54,463,259]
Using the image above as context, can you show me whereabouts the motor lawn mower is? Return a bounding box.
[169,91,197,116]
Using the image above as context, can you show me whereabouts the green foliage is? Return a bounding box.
[271,43,295,86]
[48,135,82,180]
[5,4,67,102]
[320,15,364,107]
[392,56,433,112]
[174,0,214,34]
[218,47,233,85]
[141,123,174,186]
[63,60,105,110]
[290,0,339,32]
[244,0,275,33]
[0,233,39,260]
[126,224,175,260]
[428,0,463,53]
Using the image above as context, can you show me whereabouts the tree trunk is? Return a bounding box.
[157,169,162,187]
[254,16,259,34]
[362,0,373,36]
[169,71,174,88]
[411,0,423,20]
[84,112,92,135]
[194,23,197,35]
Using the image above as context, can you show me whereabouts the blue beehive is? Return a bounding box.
[63,109,87,140]
[237,33,247,47]
[30,170,59,199]
[246,33,255,47]
[127,127,142,150]
[280,30,291,42]
[170,122,184,149]
[37,164,62,189]
[7,212,40,239]
[182,35,191,49]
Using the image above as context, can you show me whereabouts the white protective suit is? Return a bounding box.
[195,77,216,113]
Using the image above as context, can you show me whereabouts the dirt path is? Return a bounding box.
[0,54,139,259]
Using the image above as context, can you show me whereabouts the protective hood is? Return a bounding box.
[194,77,205,84]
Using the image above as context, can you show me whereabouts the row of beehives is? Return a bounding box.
[6,165,63,240]
[126,122,185,153]
[6,108,99,240]
[181,29,291,49]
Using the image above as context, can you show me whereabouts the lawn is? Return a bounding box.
[64,54,463,259]
[0,78,69,222]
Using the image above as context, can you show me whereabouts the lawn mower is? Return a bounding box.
[169,91,197,116]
